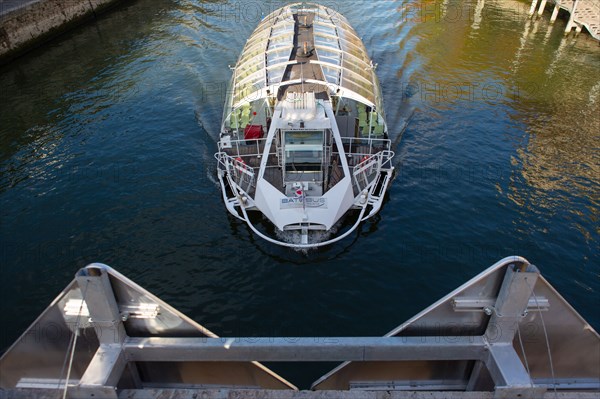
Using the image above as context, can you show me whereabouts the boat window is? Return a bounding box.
[317,49,340,65]
[267,49,292,65]
[267,65,287,84]
[314,34,339,51]
[283,131,325,178]
[285,131,323,146]
[313,23,336,37]
[313,47,340,63]
[285,147,323,165]
[321,65,340,85]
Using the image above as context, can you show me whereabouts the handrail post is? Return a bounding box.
[550,4,560,23]
[537,0,548,16]
[529,0,539,16]
[565,0,580,33]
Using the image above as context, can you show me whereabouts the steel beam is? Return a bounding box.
[485,344,546,399]
[73,266,139,396]
[69,344,125,399]
[465,360,486,391]
[75,266,126,345]
[477,264,545,398]
[485,265,539,344]
[452,297,549,312]
[124,336,486,362]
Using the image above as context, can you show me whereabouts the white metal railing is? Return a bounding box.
[352,150,394,194]
[220,138,269,159]
[216,153,256,195]
[338,137,392,158]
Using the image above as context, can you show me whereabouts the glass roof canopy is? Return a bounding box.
[312,10,382,109]
[230,3,383,113]
[231,7,294,107]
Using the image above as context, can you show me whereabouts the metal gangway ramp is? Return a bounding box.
[1,257,598,398]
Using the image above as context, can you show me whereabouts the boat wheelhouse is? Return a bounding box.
[215,3,394,248]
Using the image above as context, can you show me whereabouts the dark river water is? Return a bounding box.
[1,0,598,388]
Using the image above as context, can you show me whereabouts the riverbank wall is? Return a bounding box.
[0,0,127,65]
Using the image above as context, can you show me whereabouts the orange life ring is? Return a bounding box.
[360,155,370,164]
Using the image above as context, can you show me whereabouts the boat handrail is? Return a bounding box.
[237,194,370,249]
[215,152,257,195]
[352,150,394,194]
[219,138,277,160]
[339,137,392,153]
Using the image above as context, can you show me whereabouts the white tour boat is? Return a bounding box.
[215,3,394,248]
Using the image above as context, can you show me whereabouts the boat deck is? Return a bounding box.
[222,140,389,197]
[278,11,329,101]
